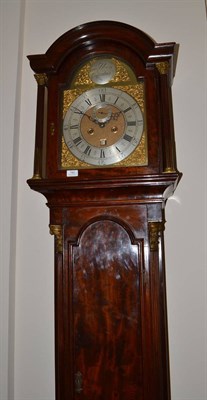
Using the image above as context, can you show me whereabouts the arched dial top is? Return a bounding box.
[63,87,144,167]
[61,55,147,169]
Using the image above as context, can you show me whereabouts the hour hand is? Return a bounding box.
[71,106,91,120]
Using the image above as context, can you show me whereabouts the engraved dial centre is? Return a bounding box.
[81,104,125,148]
[92,103,112,124]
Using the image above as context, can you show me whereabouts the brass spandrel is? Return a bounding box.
[115,83,145,112]
[111,132,147,168]
[63,88,84,117]
[73,63,93,86]
[61,138,91,168]
[112,58,131,83]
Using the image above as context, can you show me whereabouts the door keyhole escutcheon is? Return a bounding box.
[75,371,83,394]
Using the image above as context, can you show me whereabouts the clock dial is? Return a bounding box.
[63,87,144,166]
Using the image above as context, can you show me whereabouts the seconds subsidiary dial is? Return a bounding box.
[63,87,144,166]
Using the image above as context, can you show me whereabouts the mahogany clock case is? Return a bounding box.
[27,21,181,400]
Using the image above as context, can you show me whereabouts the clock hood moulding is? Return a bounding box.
[27,20,181,194]
[28,20,178,85]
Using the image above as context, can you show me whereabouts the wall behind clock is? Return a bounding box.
[0,1,206,400]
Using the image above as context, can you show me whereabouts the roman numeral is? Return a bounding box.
[85,98,92,106]
[73,136,82,146]
[123,134,132,142]
[70,124,79,129]
[99,93,105,102]
[100,149,105,158]
[123,107,131,113]
[127,121,136,126]
[84,146,92,156]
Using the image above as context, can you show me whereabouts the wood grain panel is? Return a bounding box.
[72,219,143,399]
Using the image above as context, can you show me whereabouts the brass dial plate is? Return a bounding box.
[63,87,144,167]
[60,57,148,169]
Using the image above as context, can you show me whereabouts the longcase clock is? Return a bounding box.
[27,21,181,400]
